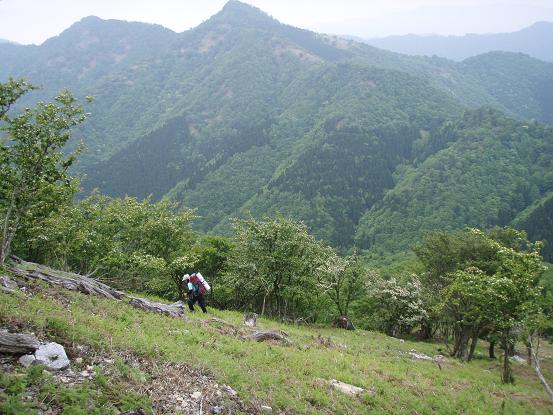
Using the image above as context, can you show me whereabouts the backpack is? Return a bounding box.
[190,273,207,294]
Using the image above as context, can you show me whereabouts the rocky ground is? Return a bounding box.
[0,272,258,414]
[0,336,254,414]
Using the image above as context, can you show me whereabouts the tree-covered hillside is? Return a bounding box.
[513,192,553,261]
[355,108,553,253]
[2,0,553,253]
[462,52,553,123]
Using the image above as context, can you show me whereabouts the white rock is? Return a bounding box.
[409,351,433,361]
[18,354,36,367]
[511,355,527,365]
[191,391,202,400]
[261,405,272,412]
[224,385,237,396]
[75,357,83,364]
[329,379,364,396]
[34,342,70,371]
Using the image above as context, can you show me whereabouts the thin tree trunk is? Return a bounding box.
[489,340,496,359]
[261,293,267,317]
[467,328,480,362]
[1,211,21,265]
[454,326,471,360]
[501,339,514,384]
[1,192,18,264]
[528,335,553,402]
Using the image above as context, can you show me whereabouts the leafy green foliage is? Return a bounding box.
[24,193,195,298]
[414,227,545,382]
[0,79,87,264]
[359,273,428,336]
[224,216,336,319]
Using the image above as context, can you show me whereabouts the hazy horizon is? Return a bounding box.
[1,0,553,45]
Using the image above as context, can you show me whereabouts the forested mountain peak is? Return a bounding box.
[40,14,176,53]
[2,3,553,256]
[192,0,351,62]
[217,0,276,23]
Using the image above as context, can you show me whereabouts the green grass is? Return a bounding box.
[1,279,552,414]
[0,363,153,415]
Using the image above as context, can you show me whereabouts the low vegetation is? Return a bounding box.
[1,276,552,414]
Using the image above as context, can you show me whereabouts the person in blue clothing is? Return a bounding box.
[182,273,207,313]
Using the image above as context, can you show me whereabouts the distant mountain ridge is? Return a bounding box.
[365,21,553,62]
[1,1,553,257]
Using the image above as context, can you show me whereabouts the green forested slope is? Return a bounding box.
[2,1,553,253]
[513,191,553,261]
[462,52,553,123]
[355,109,553,252]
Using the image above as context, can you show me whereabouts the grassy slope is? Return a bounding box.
[1,273,552,414]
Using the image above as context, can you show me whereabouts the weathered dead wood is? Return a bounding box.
[0,331,40,355]
[529,335,553,402]
[204,318,239,334]
[6,258,185,318]
[243,330,292,344]
[128,297,185,318]
[8,266,119,300]
[0,275,18,293]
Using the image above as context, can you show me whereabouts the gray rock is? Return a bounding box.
[261,405,273,412]
[0,276,18,293]
[18,354,36,367]
[34,342,70,371]
[0,332,40,354]
[244,312,257,327]
[329,379,365,396]
[408,350,433,361]
[210,406,224,414]
[511,355,527,365]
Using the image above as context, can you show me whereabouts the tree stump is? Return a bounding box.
[332,316,355,330]
[244,312,257,327]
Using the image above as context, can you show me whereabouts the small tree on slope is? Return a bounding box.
[0,79,88,264]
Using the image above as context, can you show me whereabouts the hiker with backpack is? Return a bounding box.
[182,272,210,313]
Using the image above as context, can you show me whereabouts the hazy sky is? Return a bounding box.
[1,0,553,45]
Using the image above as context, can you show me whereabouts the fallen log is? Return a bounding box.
[8,266,119,300]
[204,318,239,334]
[128,297,185,318]
[0,331,40,355]
[243,330,292,344]
[6,258,185,318]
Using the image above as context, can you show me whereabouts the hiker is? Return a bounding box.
[183,272,209,313]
